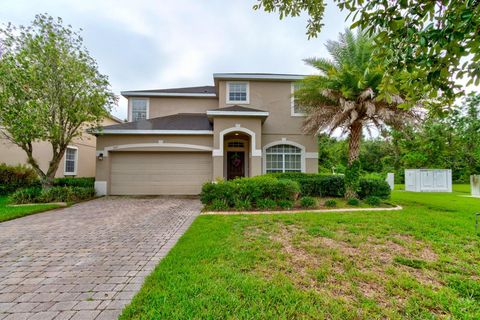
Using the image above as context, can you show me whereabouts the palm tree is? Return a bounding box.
[295,30,419,198]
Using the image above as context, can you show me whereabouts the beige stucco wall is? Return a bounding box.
[0,116,120,178]
[94,133,215,194]
[212,117,263,179]
[128,97,218,120]
[217,80,305,135]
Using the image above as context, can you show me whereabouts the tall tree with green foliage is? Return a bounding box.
[0,14,115,186]
[295,30,418,198]
[254,0,480,105]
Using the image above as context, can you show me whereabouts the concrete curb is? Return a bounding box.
[202,205,403,215]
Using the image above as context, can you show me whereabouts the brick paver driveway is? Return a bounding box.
[0,197,201,320]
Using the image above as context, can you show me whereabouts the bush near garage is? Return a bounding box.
[201,176,300,210]
[10,186,95,204]
[53,177,95,188]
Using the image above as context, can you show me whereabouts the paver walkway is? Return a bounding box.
[0,197,201,320]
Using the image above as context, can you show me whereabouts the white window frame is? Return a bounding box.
[64,146,78,176]
[291,82,306,117]
[226,81,250,104]
[262,141,306,173]
[129,98,150,122]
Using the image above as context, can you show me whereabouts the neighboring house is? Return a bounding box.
[94,73,318,196]
[0,116,121,177]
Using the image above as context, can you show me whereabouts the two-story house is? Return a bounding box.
[93,73,318,195]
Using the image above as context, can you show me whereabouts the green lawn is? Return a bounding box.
[0,196,62,223]
[121,186,480,320]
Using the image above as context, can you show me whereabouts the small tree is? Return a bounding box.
[0,14,115,186]
[295,30,419,198]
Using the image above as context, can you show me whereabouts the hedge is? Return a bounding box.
[270,173,390,199]
[10,186,95,204]
[0,163,39,195]
[53,177,95,188]
[200,176,300,210]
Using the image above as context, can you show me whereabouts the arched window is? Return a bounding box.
[265,144,302,173]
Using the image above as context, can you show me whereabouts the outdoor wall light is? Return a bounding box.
[98,153,104,161]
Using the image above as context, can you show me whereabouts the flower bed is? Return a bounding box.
[201,174,392,212]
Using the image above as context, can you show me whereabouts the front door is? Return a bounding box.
[227,151,245,180]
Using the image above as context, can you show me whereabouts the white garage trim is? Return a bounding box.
[99,142,213,157]
[213,126,262,157]
[262,140,307,174]
[94,181,107,196]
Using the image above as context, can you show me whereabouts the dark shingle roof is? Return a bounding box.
[101,113,212,131]
[122,86,215,95]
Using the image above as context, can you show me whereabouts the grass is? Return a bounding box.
[0,196,62,223]
[120,186,480,319]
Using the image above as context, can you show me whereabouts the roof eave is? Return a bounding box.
[121,92,217,98]
[213,73,305,81]
[93,129,214,135]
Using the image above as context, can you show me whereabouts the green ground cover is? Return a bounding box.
[0,196,61,223]
[120,186,480,319]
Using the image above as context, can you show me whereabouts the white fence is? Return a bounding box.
[405,169,452,192]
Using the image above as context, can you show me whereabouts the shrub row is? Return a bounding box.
[10,186,95,204]
[200,176,300,210]
[53,177,95,188]
[0,164,39,195]
[0,162,95,195]
[270,173,390,199]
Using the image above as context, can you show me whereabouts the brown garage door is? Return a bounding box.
[110,152,212,195]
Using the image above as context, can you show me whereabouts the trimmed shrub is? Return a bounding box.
[9,187,42,204]
[347,198,360,206]
[365,196,381,206]
[256,198,277,210]
[358,179,391,199]
[207,199,229,211]
[271,173,389,199]
[300,196,317,209]
[271,173,345,197]
[200,176,300,210]
[53,177,95,188]
[277,200,294,210]
[234,199,252,211]
[0,163,39,195]
[9,186,95,204]
[324,199,337,207]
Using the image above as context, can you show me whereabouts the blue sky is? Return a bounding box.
[1,0,349,119]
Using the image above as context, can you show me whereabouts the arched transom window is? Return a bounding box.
[265,144,302,173]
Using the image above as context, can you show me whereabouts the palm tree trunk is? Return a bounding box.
[345,121,362,198]
[348,122,362,165]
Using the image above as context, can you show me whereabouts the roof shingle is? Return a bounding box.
[100,113,212,131]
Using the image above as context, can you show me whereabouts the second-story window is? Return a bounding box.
[131,98,148,121]
[227,82,249,104]
[291,83,306,116]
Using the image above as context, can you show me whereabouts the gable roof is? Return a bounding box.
[206,105,269,119]
[95,113,213,135]
[121,86,216,98]
[213,105,267,113]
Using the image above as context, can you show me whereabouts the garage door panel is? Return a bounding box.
[110,152,212,195]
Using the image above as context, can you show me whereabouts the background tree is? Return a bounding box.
[0,14,115,186]
[254,0,480,105]
[318,93,480,183]
[296,30,418,198]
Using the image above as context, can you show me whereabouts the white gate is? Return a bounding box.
[405,169,452,192]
